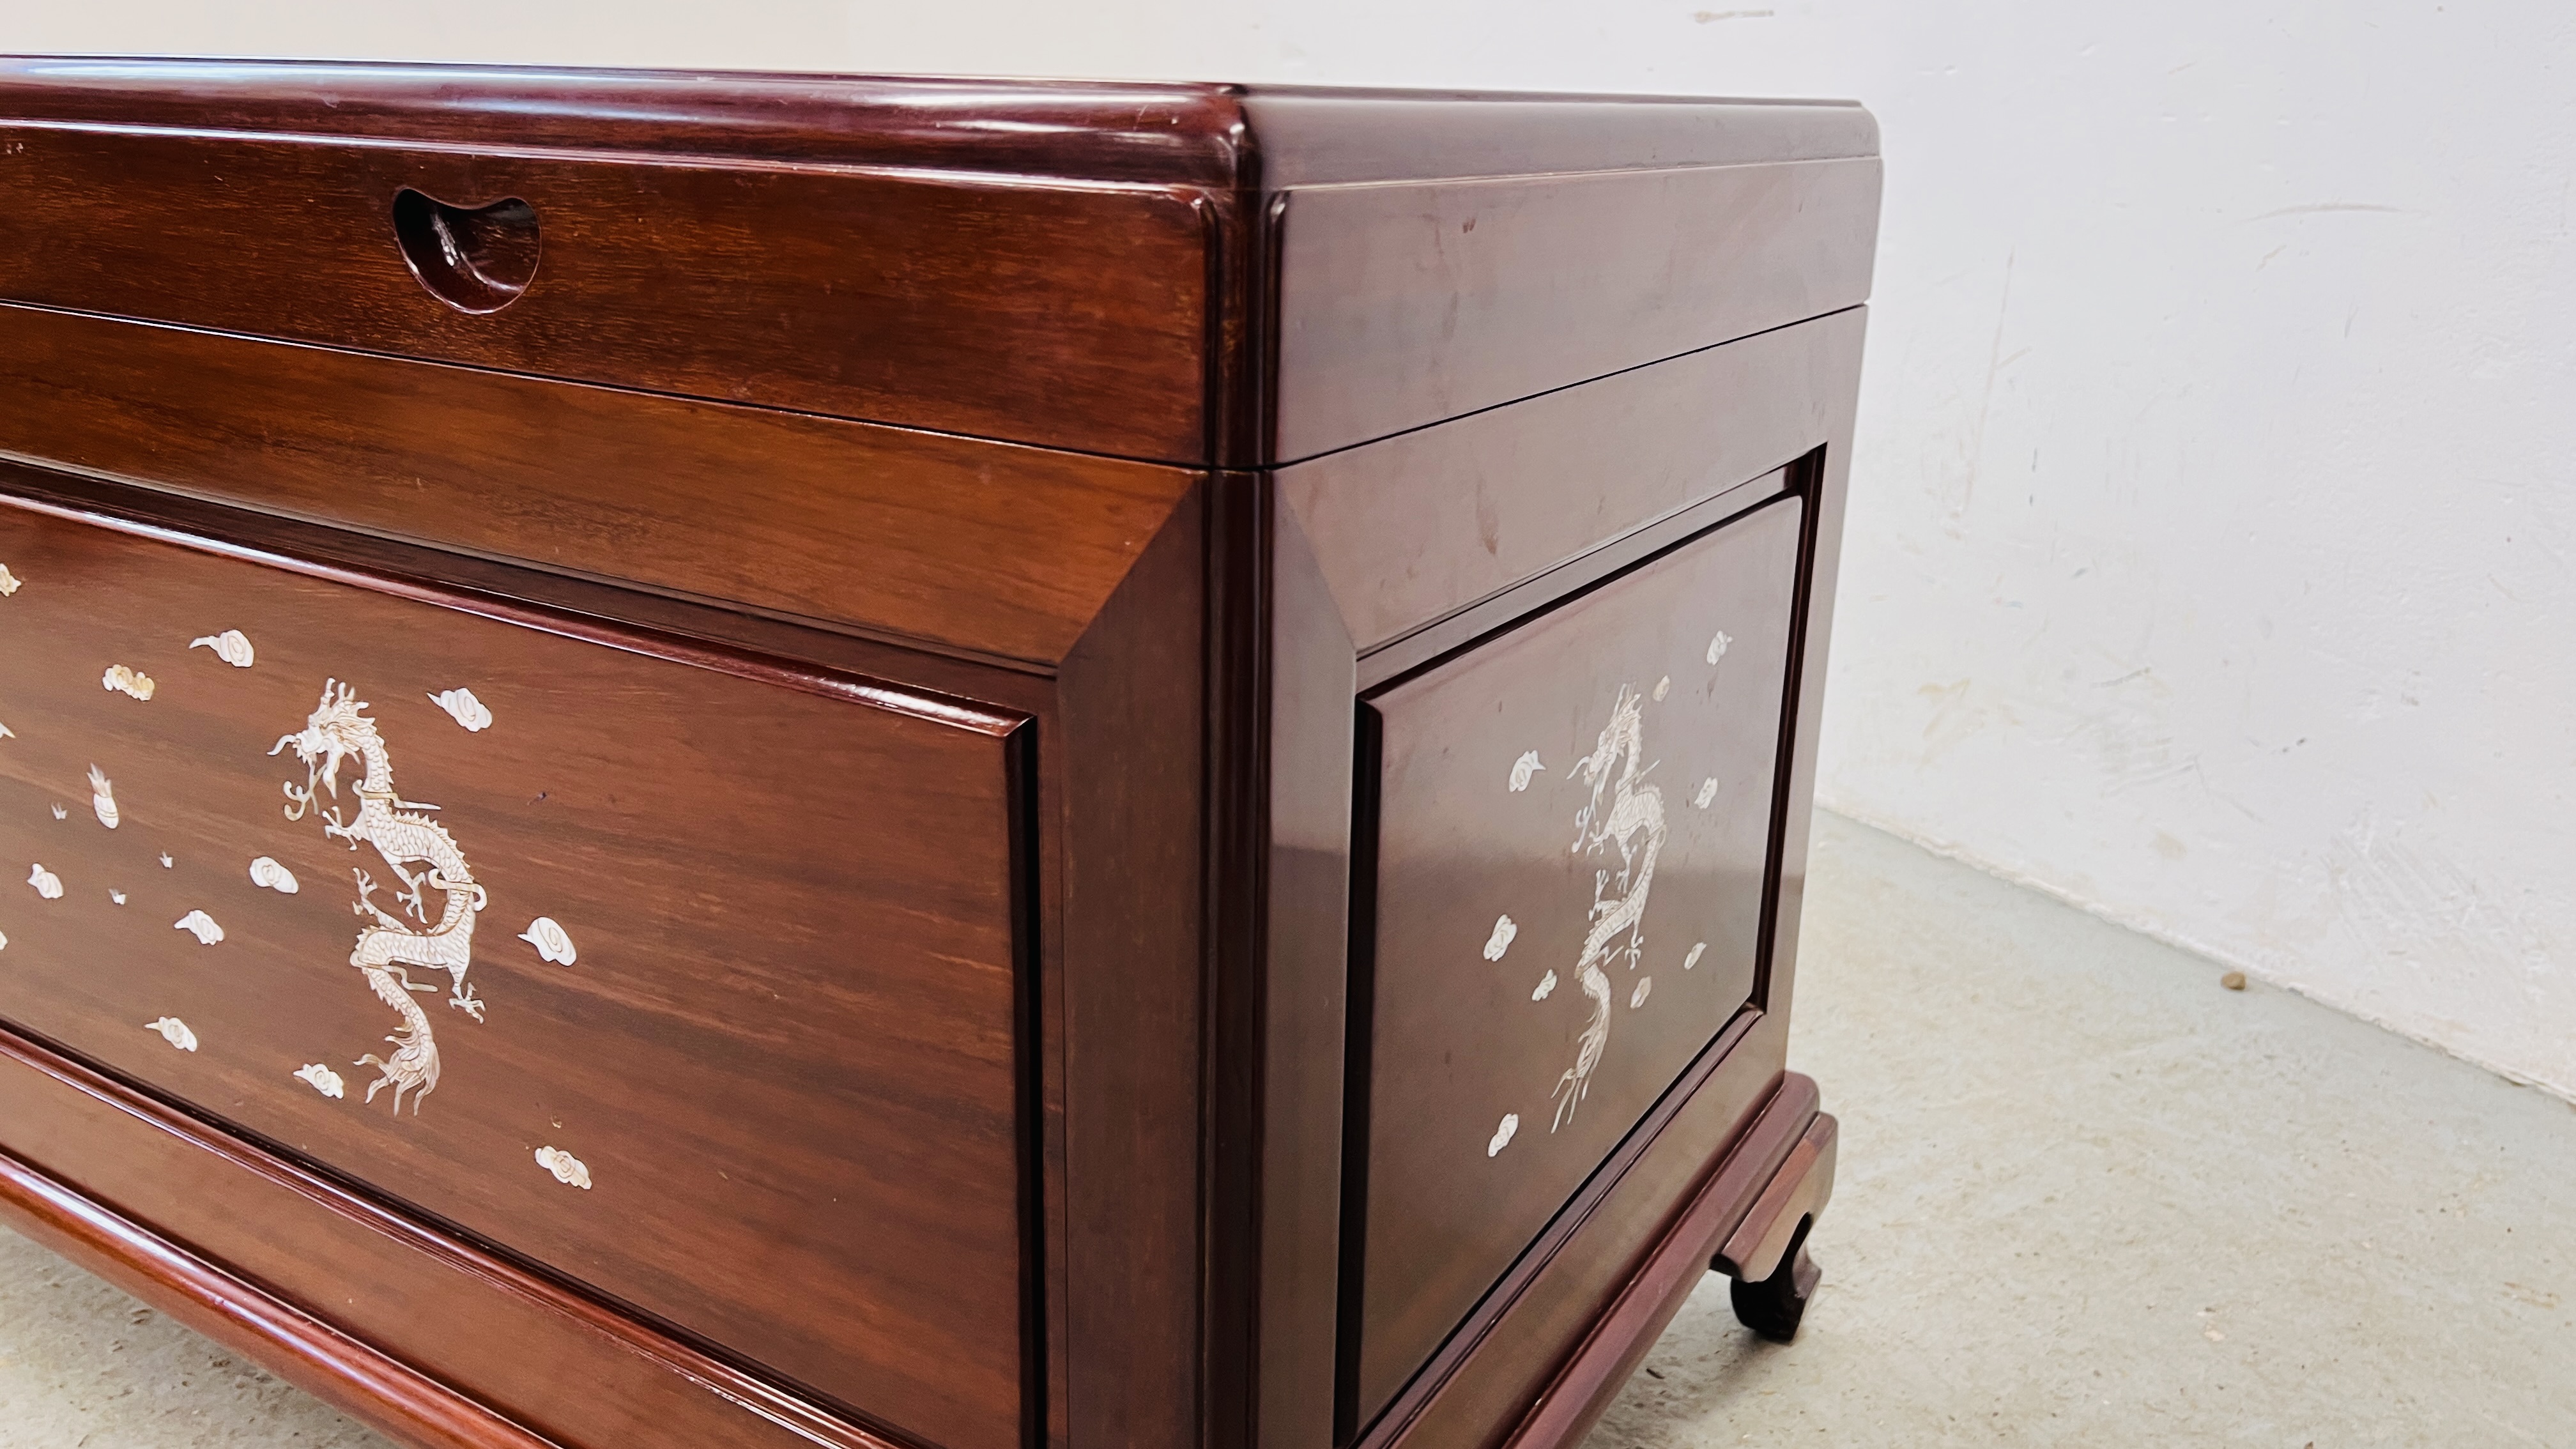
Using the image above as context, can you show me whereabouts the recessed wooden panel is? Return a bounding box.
[0,503,1027,1449]
[0,124,1209,459]
[1352,496,1804,1423]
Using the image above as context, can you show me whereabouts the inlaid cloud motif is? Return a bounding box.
[427,687,494,732]
[519,916,577,966]
[189,629,256,668]
[535,1146,593,1190]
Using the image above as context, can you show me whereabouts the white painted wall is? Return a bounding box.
[12,3,2576,1097]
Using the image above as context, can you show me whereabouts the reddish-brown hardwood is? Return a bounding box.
[1499,1079,1831,1449]
[1054,483,1209,1449]
[1346,494,1807,1428]
[0,304,1200,669]
[0,61,1877,188]
[0,500,1031,1449]
[0,59,1878,1449]
[1271,161,1878,461]
[0,1142,558,1449]
[0,1028,910,1449]
[0,126,1213,458]
[0,56,1879,470]
[1718,1113,1838,1344]
[1276,310,1867,656]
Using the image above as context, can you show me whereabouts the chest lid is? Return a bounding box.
[0,59,1878,467]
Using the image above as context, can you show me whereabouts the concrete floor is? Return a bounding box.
[1591,814,2576,1447]
[3,812,2572,1446]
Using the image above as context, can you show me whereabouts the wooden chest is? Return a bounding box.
[0,60,1878,1449]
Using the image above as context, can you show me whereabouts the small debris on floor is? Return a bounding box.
[2220,971,2247,991]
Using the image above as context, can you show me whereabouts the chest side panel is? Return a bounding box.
[0,503,1027,1449]
[1354,494,1805,1424]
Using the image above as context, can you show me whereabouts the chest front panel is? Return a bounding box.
[0,504,1029,1449]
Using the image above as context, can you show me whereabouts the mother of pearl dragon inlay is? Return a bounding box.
[1547,682,1667,1131]
[272,680,488,1114]
[1489,629,1738,1154]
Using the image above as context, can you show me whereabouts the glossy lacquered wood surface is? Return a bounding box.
[0,502,1030,1449]
[1494,1078,1825,1449]
[0,59,1257,182]
[1271,160,1879,462]
[0,305,1198,669]
[1,58,1880,468]
[0,58,1886,1449]
[1362,1019,1787,1449]
[0,1029,912,1449]
[0,58,1874,188]
[1247,498,1358,1449]
[0,457,1062,724]
[1278,310,1867,654]
[1239,91,1876,187]
[1348,496,1804,1427]
[1053,484,1210,1449]
[1319,323,1862,1446]
[0,125,1212,459]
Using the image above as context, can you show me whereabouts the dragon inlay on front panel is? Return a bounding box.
[272,680,489,1114]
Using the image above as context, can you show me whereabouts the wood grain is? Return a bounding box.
[1278,310,1867,654]
[0,305,1199,670]
[0,59,1887,1449]
[0,459,1058,725]
[0,502,1029,1449]
[1348,496,1804,1425]
[0,125,1212,459]
[0,60,1883,470]
[0,1025,912,1449]
[1271,160,1880,461]
[1055,484,1208,1449]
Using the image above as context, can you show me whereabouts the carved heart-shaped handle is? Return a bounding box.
[392,187,540,314]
